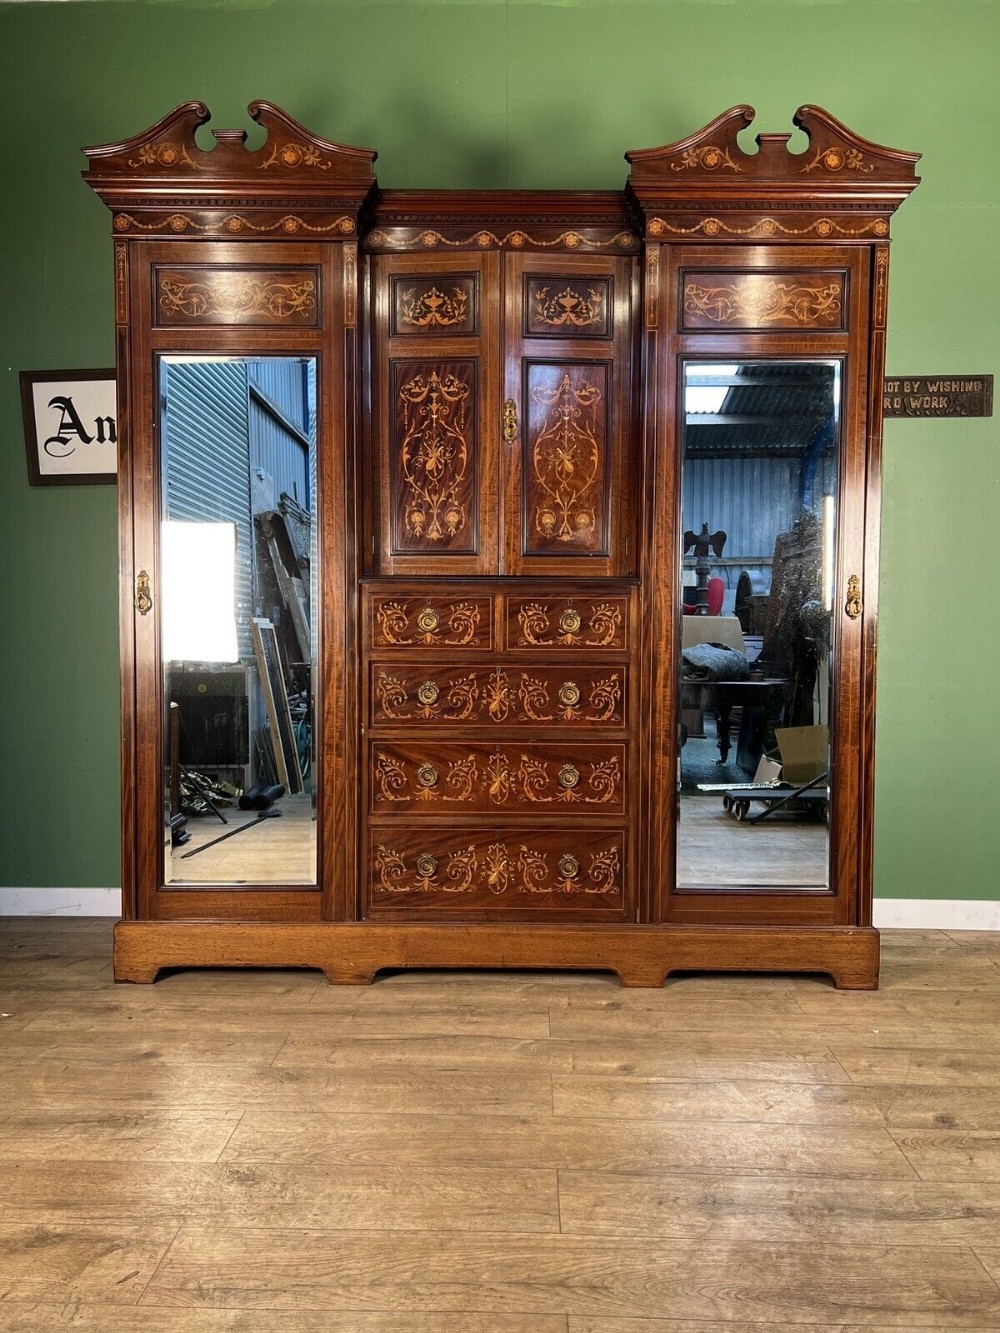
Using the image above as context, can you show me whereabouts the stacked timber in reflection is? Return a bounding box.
[82,101,920,986]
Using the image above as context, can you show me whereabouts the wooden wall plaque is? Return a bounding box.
[883,376,993,418]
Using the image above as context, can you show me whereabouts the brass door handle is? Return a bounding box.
[503,399,518,442]
[135,570,152,616]
[845,574,863,620]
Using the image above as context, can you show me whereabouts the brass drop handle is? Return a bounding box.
[503,398,518,442]
[415,853,438,878]
[558,681,581,708]
[135,570,152,616]
[558,764,581,790]
[845,574,863,621]
[416,763,440,789]
[558,853,580,880]
[417,681,440,706]
[559,608,582,635]
[416,607,440,633]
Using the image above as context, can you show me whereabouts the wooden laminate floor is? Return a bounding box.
[2,919,1000,1330]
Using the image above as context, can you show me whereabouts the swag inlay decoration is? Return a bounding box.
[83,98,920,987]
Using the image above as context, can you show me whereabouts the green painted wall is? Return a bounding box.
[1,0,997,899]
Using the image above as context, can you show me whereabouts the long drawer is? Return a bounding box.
[370,741,626,815]
[366,826,628,917]
[369,663,627,730]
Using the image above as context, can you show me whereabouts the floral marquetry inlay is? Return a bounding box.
[397,284,472,331]
[371,746,624,810]
[156,270,319,325]
[681,273,845,331]
[373,598,489,648]
[514,600,625,649]
[671,145,742,173]
[372,839,623,897]
[525,366,608,553]
[392,363,476,550]
[372,667,624,726]
[526,279,611,337]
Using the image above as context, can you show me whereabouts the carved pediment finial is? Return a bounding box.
[82,100,377,194]
[626,104,920,205]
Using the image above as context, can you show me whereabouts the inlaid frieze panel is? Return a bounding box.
[505,594,629,652]
[390,275,478,336]
[368,827,627,914]
[680,271,847,331]
[391,359,479,554]
[370,742,626,815]
[370,664,625,728]
[524,276,612,338]
[369,595,493,651]
[154,267,321,326]
[523,362,611,555]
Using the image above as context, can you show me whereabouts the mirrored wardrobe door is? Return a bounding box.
[675,359,840,891]
[158,355,318,887]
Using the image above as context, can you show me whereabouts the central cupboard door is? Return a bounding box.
[370,250,636,576]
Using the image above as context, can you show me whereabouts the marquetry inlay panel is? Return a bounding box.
[154,267,320,326]
[370,664,625,728]
[369,595,493,651]
[523,363,610,555]
[370,742,626,815]
[506,594,629,651]
[680,271,846,332]
[390,275,478,336]
[367,827,627,912]
[390,359,478,553]
[524,276,612,338]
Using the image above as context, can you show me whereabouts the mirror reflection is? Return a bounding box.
[677,361,838,889]
[160,356,317,885]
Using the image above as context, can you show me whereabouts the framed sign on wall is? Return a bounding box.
[20,368,117,485]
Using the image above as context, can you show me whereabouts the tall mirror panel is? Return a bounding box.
[676,360,839,890]
[159,356,318,886]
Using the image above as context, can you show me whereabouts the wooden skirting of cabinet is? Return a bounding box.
[112,920,879,988]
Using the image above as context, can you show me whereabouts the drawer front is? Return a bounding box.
[367,593,493,652]
[504,593,630,652]
[370,663,627,729]
[370,742,626,815]
[367,827,628,915]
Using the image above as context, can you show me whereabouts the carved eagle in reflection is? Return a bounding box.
[684,523,727,558]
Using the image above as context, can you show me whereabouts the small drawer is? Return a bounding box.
[367,591,493,652]
[504,593,630,652]
[370,742,626,816]
[367,826,628,915]
[369,663,627,729]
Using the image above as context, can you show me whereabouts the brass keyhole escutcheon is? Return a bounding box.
[415,853,438,878]
[558,681,581,708]
[416,763,439,789]
[135,570,152,616]
[503,398,518,442]
[558,764,581,790]
[558,608,582,635]
[558,853,580,880]
[416,607,440,634]
[845,574,863,621]
[417,681,440,706]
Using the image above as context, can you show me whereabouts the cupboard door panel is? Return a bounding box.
[523,360,611,556]
[371,253,500,576]
[390,358,479,554]
[503,253,636,577]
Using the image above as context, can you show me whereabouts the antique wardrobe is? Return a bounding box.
[82,101,919,985]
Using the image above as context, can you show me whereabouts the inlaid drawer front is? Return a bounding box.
[154,266,320,326]
[369,595,493,651]
[371,664,626,728]
[680,270,847,332]
[371,743,626,815]
[368,828,627,912]
[505,595,629,651]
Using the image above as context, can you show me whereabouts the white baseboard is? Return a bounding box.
[1,888,998,930]
[872,898,1000,930]
[0,888,121,916]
